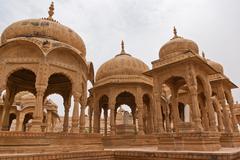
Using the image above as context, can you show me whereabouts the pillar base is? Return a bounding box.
[220,132,240,147]
[71,127,79,133]
[158,131,221,151]
[29,120,43,132]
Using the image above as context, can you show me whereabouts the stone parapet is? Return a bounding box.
[220,132,240,147]
[0,131,103,154]
[158,132,221,151]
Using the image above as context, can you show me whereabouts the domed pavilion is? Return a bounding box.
[92,41,154,136]
[0,2,94,133]
[145,27,224,150]
[207,59,239,134]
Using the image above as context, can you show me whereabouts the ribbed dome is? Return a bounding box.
[1,18,86,57]
[207,59,224,74]
[96,42,149,82]
[159,28,199,59]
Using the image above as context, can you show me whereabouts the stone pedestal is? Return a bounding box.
[116,124,135,135]
[220,132,240,147]
[158,132,221,151]
[28,120,42,132]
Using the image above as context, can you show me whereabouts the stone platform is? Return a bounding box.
[1,148,240,160]
[0,131,103,154]
[157,132,221,151]
[103,135,158,148]
[220,132,240,147]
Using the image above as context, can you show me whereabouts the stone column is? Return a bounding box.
[1,98,11,131]
[136,88,144,135]
[132,108,137,134]
[88,106,93,133]
[16,113,24,131]
[217,86,232,133]
[79,102,86,133]
[189,85,203,131]
[30,85,46,132]
[199,96,209,131]
[153,77,164,133]
[171,88,180,132]
[109,97,116,136]
[93,99,100,133]
[63,101,70,133]
[225,90,239,132]
[103,108,108,136]
[211,96,224,132]
[205,82,217,131]
[46,111,52,132]
[71,93,80,133]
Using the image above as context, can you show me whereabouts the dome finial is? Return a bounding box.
[173,26,177,37]
[47,1,54,20]
[121,40,125,54]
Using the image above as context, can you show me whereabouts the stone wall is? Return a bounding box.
[1,151,240,160]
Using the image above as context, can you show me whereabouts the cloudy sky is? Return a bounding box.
[0,0,239,116]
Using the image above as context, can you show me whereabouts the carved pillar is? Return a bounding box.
[188,85,203,131]
[46,111,52,132]
[225,89,239,132]
[71,93,80,133]
[136,88,144,135]
[109,97,116,136]
[199,96,209,131]
[16,113,24,131]
[171,87,180,132]
[212,96,224,132]
[132,107,137,134]
[93,98,100,133]
[88,105,93,133]
[63,101,70,133]
[205,82,217,131]
[79,100,86,133]
[153,77,164,133]
[30,85,46,132]
[103,108,108,136]
[1,88,11,131]
[217,86,232,133]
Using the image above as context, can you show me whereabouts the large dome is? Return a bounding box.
[96,42,149,82]
[207,59,224,74]
[159,27,199,59]
[0,3,86,57]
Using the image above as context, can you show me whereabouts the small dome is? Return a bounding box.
[207,59,224,74]
[1,2,86,57]
[159,27,199,59]
[96,41,149,82]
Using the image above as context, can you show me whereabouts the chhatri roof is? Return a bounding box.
[0,2,86,57]
[95,41,152,86]
[159,27,199,60]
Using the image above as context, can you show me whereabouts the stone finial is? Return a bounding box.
[173,26,177,37]
[121,40,125,54]
[47,1,54,20]
[202,51,206,59]
[171,26,181,39]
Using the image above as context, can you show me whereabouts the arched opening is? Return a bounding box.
[178,102,185,121]
[1,69,36,131]
[23,113,33,132]
[8,113,16,131]
[45,73,72,133]
[115,92,136,135]
[99,95,109,135]
[45,94,64,132]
